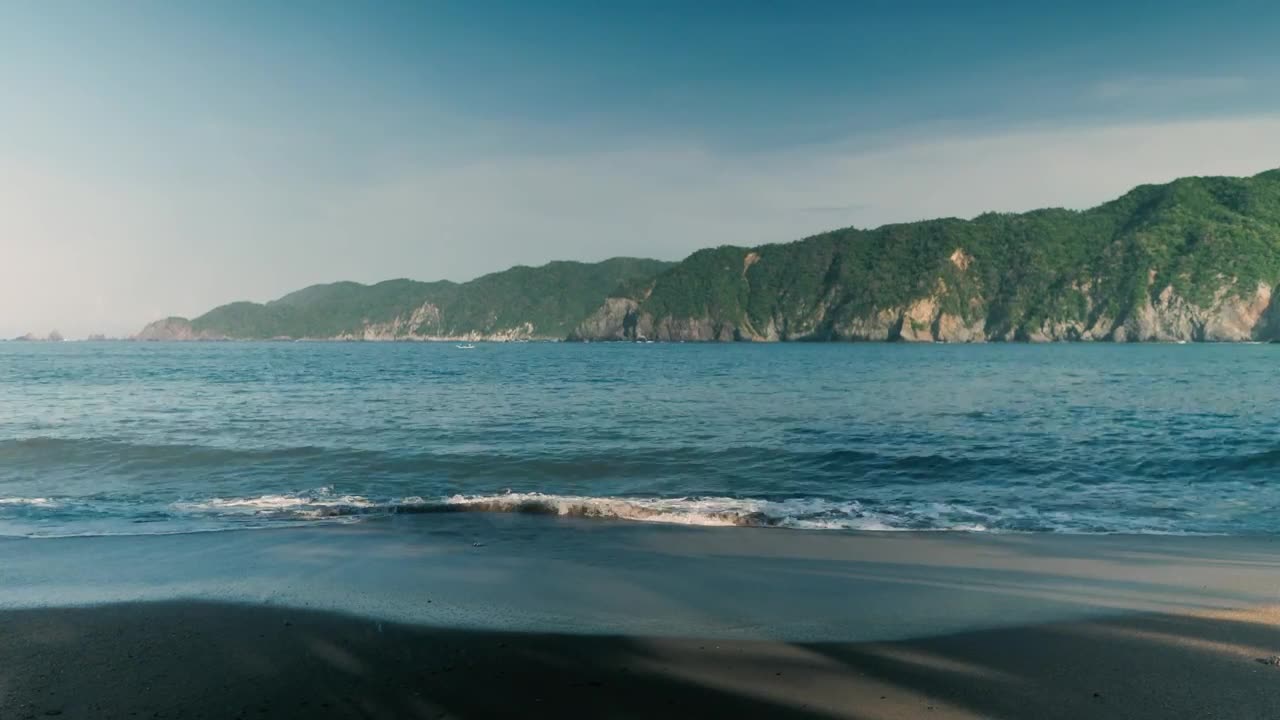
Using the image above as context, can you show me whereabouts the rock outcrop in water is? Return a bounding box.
[140,170,1280,343]
[11,331,65,342]
[569,169,1280,342]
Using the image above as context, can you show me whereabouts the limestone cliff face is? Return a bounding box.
[897,298,939,342]
[571,299,988,343]
[568,298,641,341]
[832,309,900,341]
[1111,281,1273,342]
[569,300,739,342]
[331,302,456,341]
[934,314,985,343]
[330,297,539,341]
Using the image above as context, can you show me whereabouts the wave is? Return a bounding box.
[172,489,901,529]
[1196,447,1280,471]
[0,487,1226,536]
[173,484,1248,534]
[0,497,59,507]
[167,490,1178,534]
[439,494,808,528]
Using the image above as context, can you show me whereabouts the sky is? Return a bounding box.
[3,1,1280,338]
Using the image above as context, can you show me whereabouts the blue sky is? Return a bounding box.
[3,1,1280,336]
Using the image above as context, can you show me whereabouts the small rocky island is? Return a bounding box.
[11,331,65,342]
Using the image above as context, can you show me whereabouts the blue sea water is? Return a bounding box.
[1,341,1278,538]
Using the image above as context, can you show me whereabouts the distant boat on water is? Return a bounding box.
[456,343,476,350]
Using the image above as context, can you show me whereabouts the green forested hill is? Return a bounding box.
[140,170,1280,343]
[576,170,1280,342]
[139,258,674,340]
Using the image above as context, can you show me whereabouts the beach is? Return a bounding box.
[2,514,1279,719]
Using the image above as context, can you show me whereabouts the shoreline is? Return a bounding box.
[3,516,1280,638]
[3,516,1280,717]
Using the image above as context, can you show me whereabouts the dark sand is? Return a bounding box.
[2,600,1280,719]
[3,517,1280,718]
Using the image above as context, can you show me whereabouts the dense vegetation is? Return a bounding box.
[177,258,673,339]
[621,170,1280,340]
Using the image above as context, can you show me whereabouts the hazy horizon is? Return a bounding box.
[5,1,1280,338]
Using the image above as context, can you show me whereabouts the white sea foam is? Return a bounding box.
[0,497,59,507]
[172,486,381,518]
[97,489,1219,536]
[444,492,785,526]
[179,494,377,512]
[170,490,916,530]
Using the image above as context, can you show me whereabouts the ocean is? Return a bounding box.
[2,340,1277,538]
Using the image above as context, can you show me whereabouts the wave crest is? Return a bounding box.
[172,490,895,530]
[439,493,778,527]
[4,490,1200,536]
[0,497,58,507]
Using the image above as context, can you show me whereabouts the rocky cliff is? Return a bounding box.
[571,170,1280,342]
[572,257,1280,344]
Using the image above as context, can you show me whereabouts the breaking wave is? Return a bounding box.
[0,497,59,507]
[0,486,1229,537]
[166,488,921,529]
[172,490,870,528]
[161,489,1190,534]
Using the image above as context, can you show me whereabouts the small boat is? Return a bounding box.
[456,343,476,350]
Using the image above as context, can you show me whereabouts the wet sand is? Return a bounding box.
[2,516,1280,718]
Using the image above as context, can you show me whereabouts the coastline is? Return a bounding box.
[3,516,1280,718]
[5,516,1280,638]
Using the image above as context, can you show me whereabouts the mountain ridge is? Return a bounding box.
[140,170,1280,343]
[571,169,1280,343]
[137,258,674,341]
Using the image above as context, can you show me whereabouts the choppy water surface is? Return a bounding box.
[1,341,1278,537]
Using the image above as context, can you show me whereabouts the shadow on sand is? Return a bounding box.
[1,597,1278,720]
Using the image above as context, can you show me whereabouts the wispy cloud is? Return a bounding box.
[4,115,1280,338]
[1090,75,1253,102]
